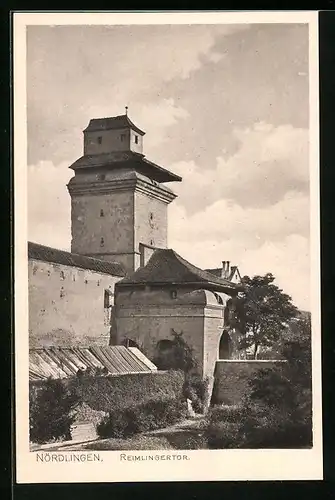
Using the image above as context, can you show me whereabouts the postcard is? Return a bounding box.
[14,10,322,483]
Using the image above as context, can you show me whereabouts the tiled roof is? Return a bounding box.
[117,249,241,293]
[29,345,157,381]
[28,242,126,277]
[84,115,146,136]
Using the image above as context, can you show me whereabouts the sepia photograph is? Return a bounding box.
[14,11,322,483]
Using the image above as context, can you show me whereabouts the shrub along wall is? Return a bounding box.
[212,360,286,405]
[30,370,185,414]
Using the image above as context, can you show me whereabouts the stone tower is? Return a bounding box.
[67,113,181,274]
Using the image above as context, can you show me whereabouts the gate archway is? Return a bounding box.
[219,330,232,360]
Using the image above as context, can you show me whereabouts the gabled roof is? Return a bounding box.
[28,242,126,277]
[117,249,242,294]
[84,115,145,136]
[29,345,157,381]
[205,265,241,282]
[69,151,182,183]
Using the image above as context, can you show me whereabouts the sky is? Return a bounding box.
[27,23,310,310]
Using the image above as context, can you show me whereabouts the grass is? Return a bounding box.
[57,416,209,451]
[78,435,174,450]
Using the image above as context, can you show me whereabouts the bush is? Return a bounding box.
[29,378,79,444]
[209,404,245,424]
[183,374,210,414]
[206,421,242,449]
[205,327,313,449]
[97,398,187,439]
[205,365,312,449]
[69,370,185,413]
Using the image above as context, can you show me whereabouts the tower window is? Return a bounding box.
[150,239,154,246]
[134,135,139,144]
[100,237,104,247]
[120,133,126,142]
[97,136,102,144]
[100,209,104,217]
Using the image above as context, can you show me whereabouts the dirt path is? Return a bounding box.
[31,415,208,452]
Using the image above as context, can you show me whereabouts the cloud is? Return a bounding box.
[169,229,310,310]
[125,99,189,157]
[27,24,250,165]
[169,123,309,212]
[168,190,309,250]
[28,161,72,250]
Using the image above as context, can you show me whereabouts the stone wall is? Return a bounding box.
[70,189,135,263]
[114,287,228,378]
[134,191,168,252]
[212,360,286,405]
[203,308,224,380]
[29,259,122,348]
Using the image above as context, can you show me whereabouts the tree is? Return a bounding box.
[30,378,80,444]
[238,273,298,359]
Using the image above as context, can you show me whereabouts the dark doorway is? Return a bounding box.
[122,338,140,349]
[219,330,232,360]
[153,339,174,370]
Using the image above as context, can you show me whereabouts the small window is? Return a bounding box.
[60,270,65,280]
[149,212,153,220]
[100,209,104,217]
[98,173,106,181]
[97,136,102,144]
[100,237,104,247]
[150,239,154,246]
[170,290,177,299]
[134,135,139,144]
[120,133,126,142]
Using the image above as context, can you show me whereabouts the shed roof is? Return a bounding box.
[29,345,157,381]
[28,242,126,277]
[117,248,242,294]
[84,114,145,136]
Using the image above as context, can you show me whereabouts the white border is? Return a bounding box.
[14,11,322,483]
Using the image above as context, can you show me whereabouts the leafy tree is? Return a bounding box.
[238,273,299,359]
[30,378,79,444]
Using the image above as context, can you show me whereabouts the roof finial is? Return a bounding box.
[125,106,128,116]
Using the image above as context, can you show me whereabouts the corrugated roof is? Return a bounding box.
[28,242,126,277]
[29,346,157,381]
[117,249,242,294]
[84,115,146,136]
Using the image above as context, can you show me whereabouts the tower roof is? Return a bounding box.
[69,151,182,183]
[84,114,145,136]
[116,248,243,294]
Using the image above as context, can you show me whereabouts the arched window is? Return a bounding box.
[100,237,104,247]
[219,330,232,360]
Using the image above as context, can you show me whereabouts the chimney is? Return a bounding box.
[221,261,230,279]
[221,261,226,278]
